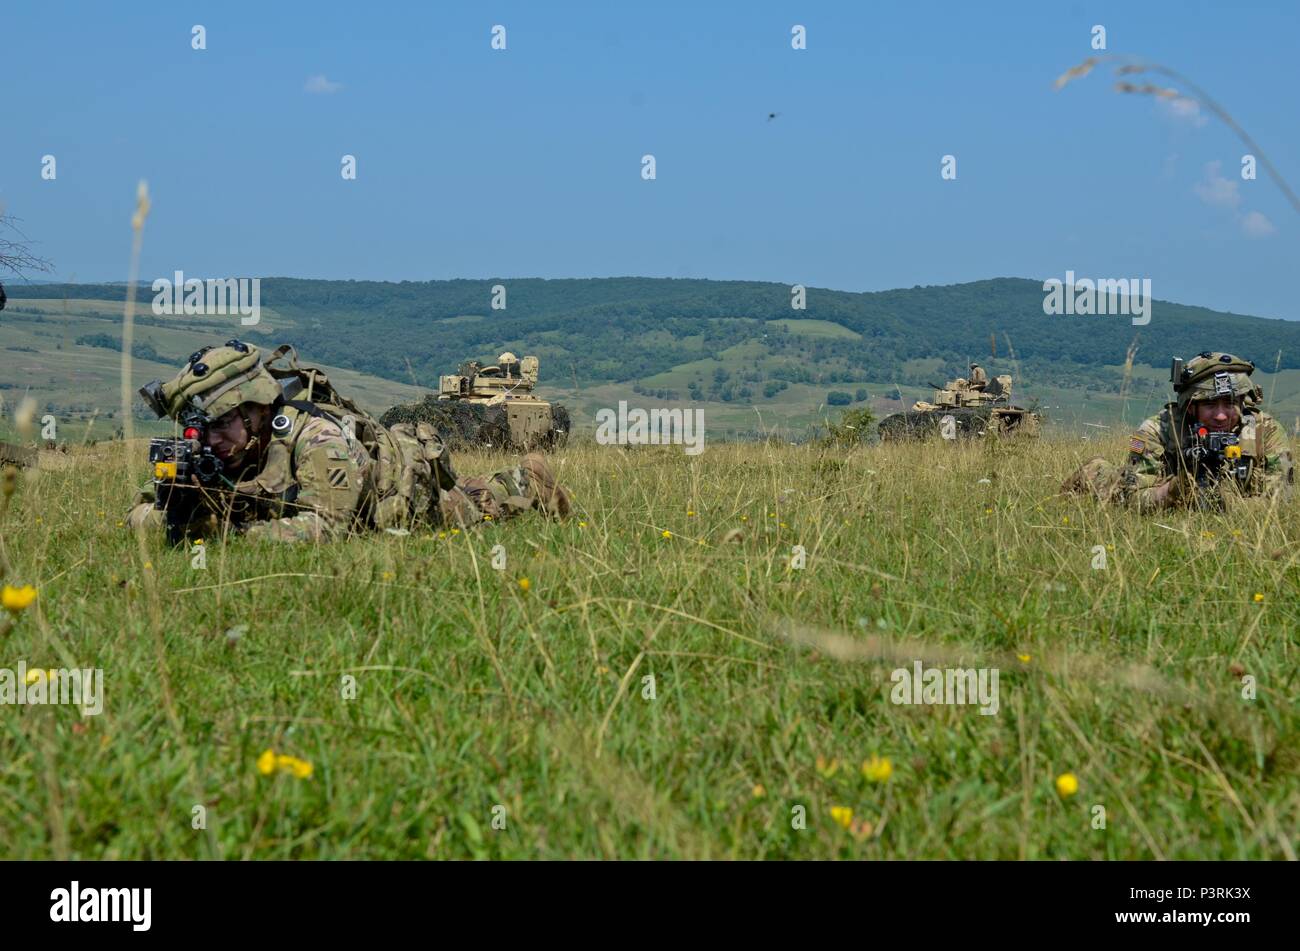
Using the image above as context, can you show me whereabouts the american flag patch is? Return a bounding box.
[1129,436,1145,454]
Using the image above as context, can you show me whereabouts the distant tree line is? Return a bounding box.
[74,332,171,363]
[10,277,1299,402]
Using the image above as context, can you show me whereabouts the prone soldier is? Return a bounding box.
[127,341,573,543]
[1063,351,1293,511]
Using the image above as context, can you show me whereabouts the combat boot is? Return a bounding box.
[520,452,572,518]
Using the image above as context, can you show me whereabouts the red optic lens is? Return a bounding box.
[1197,427,1208,437]
[184,427,199,440]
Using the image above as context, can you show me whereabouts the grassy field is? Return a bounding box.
[1,432,1296,860]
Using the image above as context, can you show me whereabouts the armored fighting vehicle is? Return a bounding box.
[380,352,570,451]
[0,440,36,468]
[877,373,1041,441]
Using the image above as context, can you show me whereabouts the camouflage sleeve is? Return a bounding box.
[243,420,364,543]
[124,479,158,529]
[1254,415,1294,500]
[133,480,157,506]
[126,500,163,531]
[1120,417,1176,511]
[125,479,221,535]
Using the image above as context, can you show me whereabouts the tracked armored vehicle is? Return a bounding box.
[877,373,1040,441]
[380,352,570,451]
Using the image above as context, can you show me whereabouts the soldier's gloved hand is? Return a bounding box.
[1148,477,1177,507]
[1164,473,1197,507]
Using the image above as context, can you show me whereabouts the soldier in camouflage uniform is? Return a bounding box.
[127,341,572,542]
[968,363,988,391]
[1063,351,1293,511]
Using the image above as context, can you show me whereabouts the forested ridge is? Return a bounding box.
[9,277,1296,393]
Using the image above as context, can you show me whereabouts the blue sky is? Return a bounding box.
[3,0,1298,317]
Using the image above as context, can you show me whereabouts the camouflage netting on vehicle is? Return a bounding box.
[550,404,571,444]
[381,395,570,451]
[878,406,1041,440]
[379,397,511,451]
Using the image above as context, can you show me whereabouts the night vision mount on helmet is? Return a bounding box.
[1171,352,1262,410]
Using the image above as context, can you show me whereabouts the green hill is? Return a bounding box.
[5,277,1300,437]
[0,294,424,441]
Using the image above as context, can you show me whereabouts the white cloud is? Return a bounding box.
[1240,210,1277,238]
[1158,95,1208,128]
[1194,161,1241,210]
[1193,162,1276,239]
[304,74,343,94]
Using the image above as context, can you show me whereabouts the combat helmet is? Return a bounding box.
[1170,351,1262,412]
[138,339,282,422]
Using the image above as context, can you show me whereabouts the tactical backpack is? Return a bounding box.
[261,344,458,528]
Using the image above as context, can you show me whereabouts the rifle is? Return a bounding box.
[145,409,226,545]
[1181,427,1250,511]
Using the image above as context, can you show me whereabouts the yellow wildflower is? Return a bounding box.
[861,755,893,783]
[830,806,853,829]
[1253,592,1264,603]
[661,530,672,539]
[258,748,313,779]
[2,584,37,613]
[1055,772,1079,798]
[518,577,531,593]
[276,754,313,779]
